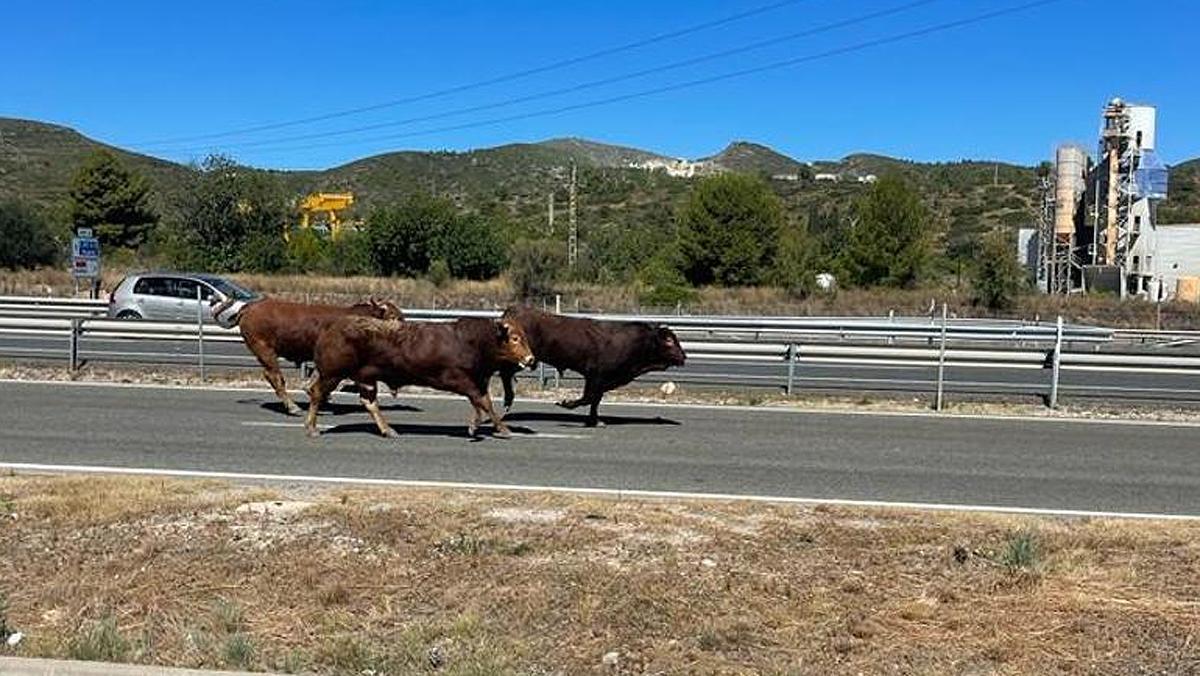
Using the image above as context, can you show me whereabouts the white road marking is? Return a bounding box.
[239,420,588,439]
[0,461,1195,521]
[4,378,1200,429]
[242,421,332,430]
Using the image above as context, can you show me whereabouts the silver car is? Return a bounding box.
[107,272,259,323]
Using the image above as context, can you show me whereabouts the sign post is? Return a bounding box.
[71,230,101,298]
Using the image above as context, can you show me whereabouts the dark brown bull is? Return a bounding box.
[227,297,403,415]
[305,317,535,439]
[498,306,687,427]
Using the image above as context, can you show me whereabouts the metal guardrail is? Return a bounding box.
[1,297,1198,405]
[0,296,1114,342]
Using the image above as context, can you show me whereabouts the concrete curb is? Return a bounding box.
[0,657,272,676]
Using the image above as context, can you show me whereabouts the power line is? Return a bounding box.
[142,0,939,154]
[201,0,1066,159]
[130,0,811,146]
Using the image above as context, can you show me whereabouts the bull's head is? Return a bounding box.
[656,326,687,367]
[496,319,536,369]
[367,296,404,320]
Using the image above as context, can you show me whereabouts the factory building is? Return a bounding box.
[1021,98,1200,301]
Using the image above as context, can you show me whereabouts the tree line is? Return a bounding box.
[0,149,1028,309]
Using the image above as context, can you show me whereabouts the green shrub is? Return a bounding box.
[637,255,696,308]
[285,227,329,272]
[326,230,374,276]
[973,229,1027,311]
[428,258,452,287]
[223,633,255,668]
[508,239,566,299]
[999,530,1040,572]
[69,616,130,662]
[434,213,507,280]
[0,199,59,270]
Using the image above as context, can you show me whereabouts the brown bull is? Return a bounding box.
[229,297,403,414]
[498,306,687,427]
[305,317,534,439]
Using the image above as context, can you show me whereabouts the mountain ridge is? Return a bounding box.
[3,117,1197,229]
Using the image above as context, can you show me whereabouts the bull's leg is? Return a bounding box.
[557,386,588,410]
[558,376,600,411]
[305,375,339,437]
[499,365,517,411]
[466,399,482,439]
[467,392,510,439]
[359,383,397,438]
[248,339,301,415]
[481,392,511,438]
[267,367,302,415]
[582,382,608,428]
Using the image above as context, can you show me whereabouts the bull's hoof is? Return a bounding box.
[493,427,512,439]
[305,427,320,438]
[584,418,606,428]
[556,399,580,410]
[379,427,399,439]
[285,404,304,416]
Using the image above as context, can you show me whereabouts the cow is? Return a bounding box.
[497,306,687,427]
[218,296,403,415]
[305,316,535,439]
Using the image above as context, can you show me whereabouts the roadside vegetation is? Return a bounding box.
[1,474,1197,674]
[3,146,1025,311]
[4,145,1200,327]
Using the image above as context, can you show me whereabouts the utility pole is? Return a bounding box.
[568,163,578,269]
[547,192,555,236]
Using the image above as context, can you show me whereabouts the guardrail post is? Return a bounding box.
[196,286,206,383]
[69,318,81,372]
[935,303,948,411]
[785,343,796,396]
[1048,315,1063,408]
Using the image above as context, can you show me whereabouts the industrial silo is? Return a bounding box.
[1054,144,1086,237]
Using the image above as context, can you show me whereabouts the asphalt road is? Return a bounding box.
[4,332,1200,403]
[2,380,1199,517]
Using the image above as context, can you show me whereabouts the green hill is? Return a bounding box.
[703,141,809,177]
[0,117,193,214]
[1159,158,1200,224]
[4,116,1198,252]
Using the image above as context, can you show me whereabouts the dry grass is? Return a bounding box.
[1,475,1198,674]
[5,267,1199,329]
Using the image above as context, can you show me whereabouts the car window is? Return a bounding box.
[201,276,256,301]
[173,278,213,300]
[133,277,172,297]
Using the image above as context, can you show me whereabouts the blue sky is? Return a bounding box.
[5,0,1197,170]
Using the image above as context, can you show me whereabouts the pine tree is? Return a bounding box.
[844,174,934,288]
[68,150,157,248]
[678,174,783,286]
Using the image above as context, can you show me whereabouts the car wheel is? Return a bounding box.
[116,310,142,320]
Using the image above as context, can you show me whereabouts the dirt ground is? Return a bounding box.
[0,475,1197,675]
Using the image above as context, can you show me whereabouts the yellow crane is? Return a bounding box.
[288,192,356,241]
